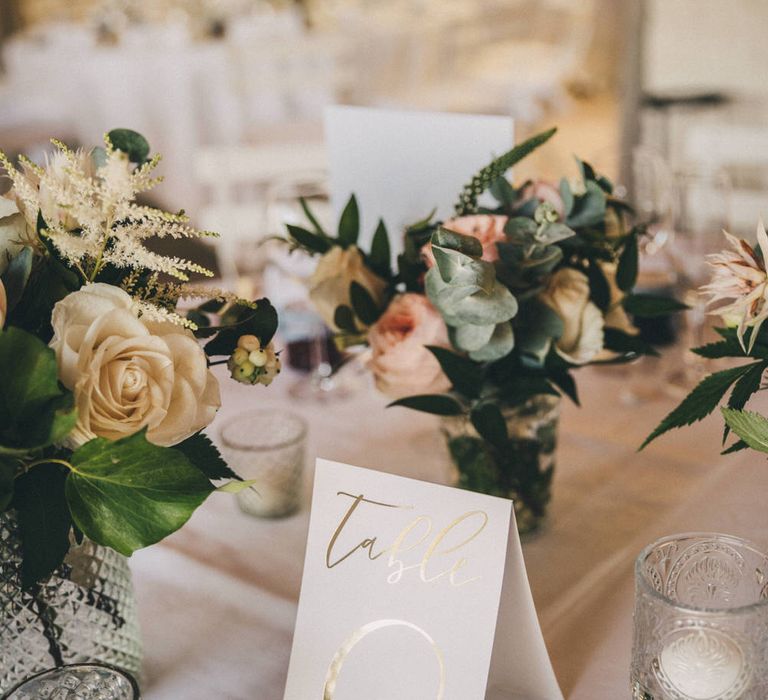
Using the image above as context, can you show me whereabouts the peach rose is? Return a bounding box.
[518,180,565,220]
[50,283,220,448]
[368,293,451,399]
[423,215,508,267]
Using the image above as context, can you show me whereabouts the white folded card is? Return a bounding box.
[324,106,514,254]
[283,459,563,700]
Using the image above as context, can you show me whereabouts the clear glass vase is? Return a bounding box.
[0,512,143,693]
[442,394,561,535]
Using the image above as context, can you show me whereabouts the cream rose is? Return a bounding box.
[308,245,387,330]
[602,262,637,335]
[539,268,604,364]
[423,214,508,267]
[518,180,566,220]
[50,283,220,448]
[367,293,451,399]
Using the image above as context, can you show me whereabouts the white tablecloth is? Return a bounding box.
[129,364,768,699]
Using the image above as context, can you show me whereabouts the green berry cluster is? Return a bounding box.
[228,334,281,386]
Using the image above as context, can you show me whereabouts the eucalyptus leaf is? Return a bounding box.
[535,223,575,246]
[433,228,483,257]
[504,217,538,239]
[451,323,496,352]
[469,322,515,362]
[66,432,215,556]
[559,178,574,217]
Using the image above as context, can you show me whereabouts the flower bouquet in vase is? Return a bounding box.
[284,128,684,533]
[0,129,279,690]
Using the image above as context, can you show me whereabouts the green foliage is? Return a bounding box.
[108,128,150,164]
[586,260,611,312]
[641,362,764,448]
[203,298,278,357]
[337,195,360,247]
[333,305,357,333]
[566,181,607,229]
[514,299,563,365]
[470,402,508,447]
[0,328,77,456]
[299,196,327,237]
[175,432,239,481]
[0,457,13,511]
[66,432,214,556]
[349,281,381,325]
[286,224,332,255]
[721,409,768,453]
[13,463,72,587]
[388,394,464,416]
[426,346,483,398]
[616,230,639,291]
[603,328,660,357]
[623,293,689,318]
[369,219,391,278]
[1,247,33,312]
[454,128,557,216]
[723,362,766,442]
[426,228,518,361]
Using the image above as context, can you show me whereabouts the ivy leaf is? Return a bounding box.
[388,394,464,416]
[369,219,391,277]
[286,224,331,254]
[721,408,768,454]
[13,463,71,588]
[616,232,638,291]
[107,128,150,164]
[299,196,327,237]
[471,402,508,448]
[333,305,357,333]
[174,432,239,481]
[641,363,763,449]
[723,362,766,442]
[426,346,483,398]
[623,294,689,318]
[66,432,214,556]
[337,194,360,247]
[0,327,77,455]
[349,281,381,326]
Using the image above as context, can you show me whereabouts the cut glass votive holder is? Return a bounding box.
[631,533,768,699]
[2,663,140,699]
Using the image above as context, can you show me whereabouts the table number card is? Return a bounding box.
[324,106,513,254]
[283,459,562,700]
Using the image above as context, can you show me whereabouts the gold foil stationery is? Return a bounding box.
[283,459,562,700]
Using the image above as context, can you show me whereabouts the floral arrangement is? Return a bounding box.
[643,220,768,453]
[284,128,684,504]
[0,129,279,587]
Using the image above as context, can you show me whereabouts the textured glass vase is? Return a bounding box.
[443,394,561,535]
[0,513,143,693]
[4,663,140,699]
[631,533,768,699]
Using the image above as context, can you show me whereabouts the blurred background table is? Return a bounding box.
[130,364,768,699]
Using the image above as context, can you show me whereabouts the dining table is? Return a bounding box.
[130,359,768,699]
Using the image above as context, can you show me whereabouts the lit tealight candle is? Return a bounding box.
[658,628,746,699]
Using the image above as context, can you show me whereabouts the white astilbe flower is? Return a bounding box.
[701,220,768,351]
[133,300,198,330]
[0,136,216,284]
[0,135,221,327]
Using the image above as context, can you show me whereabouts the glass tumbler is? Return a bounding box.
[3,663,140,699]
[631,533,768,700]
[219,410,307,518]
